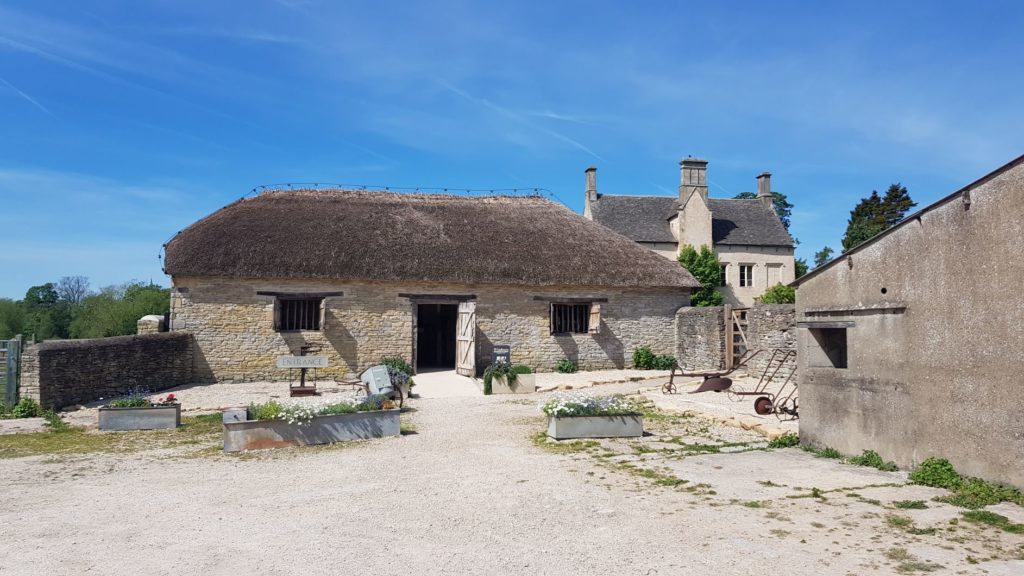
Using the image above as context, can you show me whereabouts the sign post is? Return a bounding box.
[277,350,329,397]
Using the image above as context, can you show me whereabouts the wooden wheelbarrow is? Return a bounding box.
[661,350,765,395]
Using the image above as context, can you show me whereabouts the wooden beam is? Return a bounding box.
[256,291,344,298]
[532,296,609,303]
[399,293,477,302]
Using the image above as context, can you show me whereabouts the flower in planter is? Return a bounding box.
[540,393,642,417]
[156,394,179,406]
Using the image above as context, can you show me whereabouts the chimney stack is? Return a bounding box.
[679,157,708,202]
[756,171,772,210]
[585,166,597,203]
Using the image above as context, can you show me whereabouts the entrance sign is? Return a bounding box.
[277,356,329,369]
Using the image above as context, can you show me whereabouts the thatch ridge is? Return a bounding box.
[165,189,698,289]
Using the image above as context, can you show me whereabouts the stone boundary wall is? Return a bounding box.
[675,307,725,370]
[674,304,795,376]
[744,305,797,379]
[19,333,193,409]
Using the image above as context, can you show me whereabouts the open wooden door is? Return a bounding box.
[456,300,476,377]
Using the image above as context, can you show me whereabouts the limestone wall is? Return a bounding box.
[716,245,795,307]
[19,333,193,409]
[171,277,690,382]
[675,304,796,375]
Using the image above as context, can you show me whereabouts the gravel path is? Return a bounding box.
[1,382,1021,575]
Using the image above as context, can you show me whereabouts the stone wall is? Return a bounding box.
[19,333,193,409]
[744,304,797,378]
[675,306,724,370]
[674,304,796,375]
[171,277,690,382]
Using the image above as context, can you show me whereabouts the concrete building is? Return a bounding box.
[792,155,1024,488]
[584,158,795,306]
[162,189,698,381]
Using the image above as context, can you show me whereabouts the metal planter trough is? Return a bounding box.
[98,404,181,431]
[223,409,400,452]
[490,374,536,394]
[547,414,643,439]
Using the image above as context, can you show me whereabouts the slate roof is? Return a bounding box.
[164,189,699,289]
[589,194,794,247]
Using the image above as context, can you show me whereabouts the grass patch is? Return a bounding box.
[0,414,222,459]
[757,479,785,487]
[530,431,599,454]
[886,515,914,528]
[893,500,929,510]
[885,547,912,561]
[961,510,1024,534]
[802,445,843,459]
[399,421,417,435]
[742,500,769,508]
[616,462,689,488]
[910,457,1024,509]
[895,560,942,573]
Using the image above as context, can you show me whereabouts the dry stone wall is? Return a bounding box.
[171,277,690,382]
[744,304,797,378]
[19,333,193,409]
[675,304,796,375]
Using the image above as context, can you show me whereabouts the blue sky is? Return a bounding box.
[1,1,1022,298]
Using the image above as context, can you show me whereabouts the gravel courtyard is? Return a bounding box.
[1,381,1022,575]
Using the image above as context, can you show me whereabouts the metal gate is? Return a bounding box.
[0,335,22,408]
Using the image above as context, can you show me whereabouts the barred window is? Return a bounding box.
[276,298,323,331]
[550,303,591,335]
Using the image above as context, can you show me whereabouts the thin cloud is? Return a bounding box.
[437,79,603,161]
[0,76,55,117]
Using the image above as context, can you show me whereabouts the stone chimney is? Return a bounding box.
[757,172,773,209]
[679,157,708,203]
[585,166,597,203]
[583,165,598,219]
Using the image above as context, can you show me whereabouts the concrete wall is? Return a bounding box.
[170,277,690,382]
[716,245,795,307]
[19,333,193,409]
[795,160,1024,488]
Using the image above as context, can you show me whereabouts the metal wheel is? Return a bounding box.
[754,396,773,415]
[662,382,677,395]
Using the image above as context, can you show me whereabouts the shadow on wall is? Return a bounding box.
[593,321,625,368]
[192,337,214,383]
[555,336,580,367]
[322,323,358,376]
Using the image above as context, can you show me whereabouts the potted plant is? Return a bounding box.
[484,362,535,394]
[382,356,416,398]
[98,389,181,431]
[223,394,400,452]
[541,393,644,439]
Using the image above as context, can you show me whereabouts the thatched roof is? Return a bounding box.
[164,190,698,290]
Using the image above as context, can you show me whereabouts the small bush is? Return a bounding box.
[936,478,1024,509]
[556,358,577,373]
[909,458,961,489]
[768,432,799,449]
[512,365,533,375]
[848,450,899,471]
[381,356,413,376]
[249,400,283,421]
[756,283,796,304]
[482,361,518,395]
[632,346,655,369]
[11,398,42,418]
[651,355,677,370]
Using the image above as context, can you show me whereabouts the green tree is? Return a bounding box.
[841,183,916,251]
[794,258,808,279]
[734,191,794,230]
[756,283,796,304]
[68,282,169,338]
[21,283,71,340]
[678,244,724,307]
[813,247,834,268]
[0,298,24,339]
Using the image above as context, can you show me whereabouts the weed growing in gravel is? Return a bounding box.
[802,445,843,459]
[910,457,1024,509]
[757,479,786,487]
[961,510,1024,534]
[742,500,769,508]
[887,515,914,529]
[615,462,688,488]
[893,500,929,509]
[767,432,799,448]
[847,450,899,471]
[886,548,912,561]
[894,560,942,573]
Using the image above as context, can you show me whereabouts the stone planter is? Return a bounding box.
[547,414,643,439]
[98,404,181,431]
[491,374,536,394]
[223,409,400,452]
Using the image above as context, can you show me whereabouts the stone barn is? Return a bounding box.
[163,189,698,382]
[792,155,1024,488]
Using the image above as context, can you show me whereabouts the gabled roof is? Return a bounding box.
[793,154,1024,287]
[164,189,699,290]
[588,195,678,242]
[588,194,794,247]
[707,199,795,246]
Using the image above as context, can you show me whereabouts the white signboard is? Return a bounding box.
[276,356,329,369]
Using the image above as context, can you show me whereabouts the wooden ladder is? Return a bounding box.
[724,306,750,370]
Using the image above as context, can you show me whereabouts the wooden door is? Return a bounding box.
[456,301,476,377]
